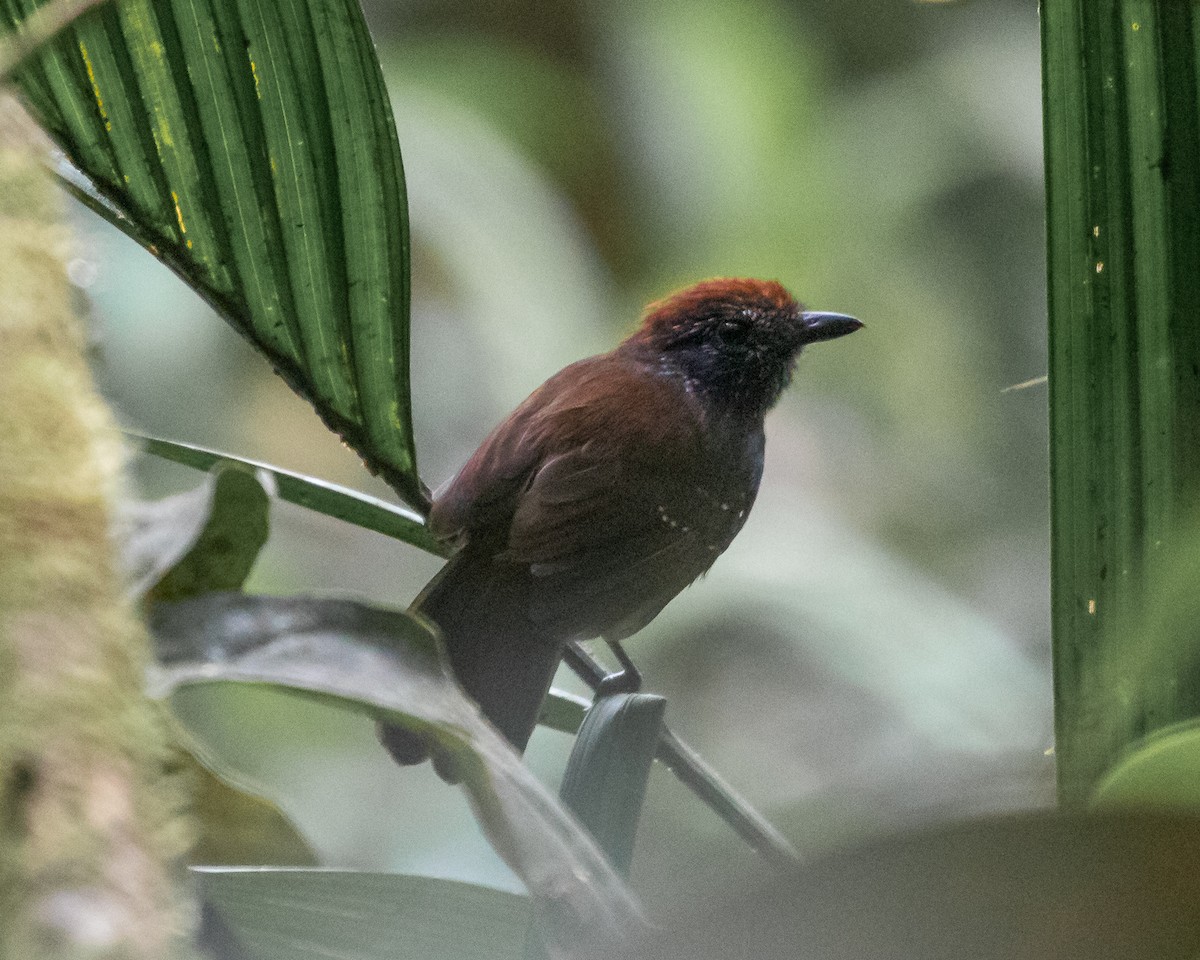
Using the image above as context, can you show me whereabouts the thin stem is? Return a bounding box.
[130,432,447,557]
[655,728,800,871]
[564,642,800,870]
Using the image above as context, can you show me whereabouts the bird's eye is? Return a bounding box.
[717,320,747,346]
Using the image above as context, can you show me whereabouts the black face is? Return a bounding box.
[656,305,860,418]
[623,279,860,421]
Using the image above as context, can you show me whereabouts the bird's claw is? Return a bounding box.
[594,639,642,696]
[563,639,644,698]
[594,665,643,697]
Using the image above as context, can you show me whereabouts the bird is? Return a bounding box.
[381,277,861,770]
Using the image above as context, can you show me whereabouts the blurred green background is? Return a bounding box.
[77,0,1050,916]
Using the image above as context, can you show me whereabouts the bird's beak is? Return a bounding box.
[800,311,863,343]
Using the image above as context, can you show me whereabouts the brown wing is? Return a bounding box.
[429,353,701,542]
[425,358,600,543]
[501,366,754,641]
[507,443,752,640]
[429,353,755,643]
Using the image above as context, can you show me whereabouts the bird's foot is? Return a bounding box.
[563,640,644,697]
[594,668,642,697]
[594,639,642,696]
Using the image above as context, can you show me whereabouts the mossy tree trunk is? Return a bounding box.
[0,101,196,959]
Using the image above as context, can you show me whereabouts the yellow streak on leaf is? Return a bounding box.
[171,190,188,240]
[78,42,110,127]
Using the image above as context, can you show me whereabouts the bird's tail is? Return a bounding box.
[379,547,562,769]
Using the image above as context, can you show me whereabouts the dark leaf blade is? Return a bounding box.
[150,593,646,954]
[558,693,664,878]
[1,0,421,507]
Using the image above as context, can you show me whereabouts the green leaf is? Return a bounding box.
[198,869,531,960]
[1043,0,1200,803]
[148,593,645,954]
[1,0,423,509]
[177,729,318,867]
[118,461,269,601]
[133,432,446,557]
[1078,514,1200,811]
[558,694,664,878]
[1093,719,1200,815]
[0,0,106,81]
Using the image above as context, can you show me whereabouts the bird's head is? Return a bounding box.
[623,277,861,418]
